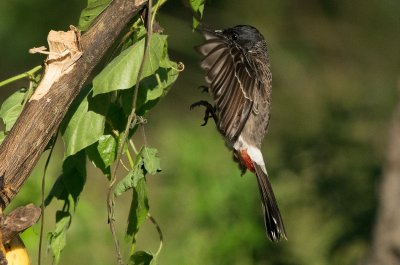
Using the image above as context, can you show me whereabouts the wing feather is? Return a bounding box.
[197,29,256,142]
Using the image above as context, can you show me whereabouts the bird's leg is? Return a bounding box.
[190,100,218,126]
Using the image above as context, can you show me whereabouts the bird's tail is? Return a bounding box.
[253,163,287,241]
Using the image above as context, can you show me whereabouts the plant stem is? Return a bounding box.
[126,148,135,168]
[148,213,163,258]
[0,65,42,88]
[129,139,139,155]
[107,0,153,264]
[38,133,57,265]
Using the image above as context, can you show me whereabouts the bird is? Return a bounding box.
[190,25,287,241]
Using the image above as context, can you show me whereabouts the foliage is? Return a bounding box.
[0,89,25,131]
[188,0,205,29]
[0,0,181,264]
[78,0,112,31]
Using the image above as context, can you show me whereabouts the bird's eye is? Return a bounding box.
[232,33,238,40]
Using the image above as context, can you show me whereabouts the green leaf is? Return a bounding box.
[48,211,71,265]
[129,251,154,265]
[97,134,118,167]
[146,34,168,76]
[85,133,118,177]
[61,91,107,158]
[92,33,169,96]
[92,38,145,95]
[145,67,179,101]
[189,0,205,16]
[45,151,86,207]
[86,143,111,177]
[114,146,161,196]
[123,66,179,116]
[114,153,144,197]
[0,90,25,131]
[78,0,112,31]
[189,0,205,29]
[46,152,86,264]
[142,147,161,175]
[193,16,200,30]
[113,147,159,246]
[127,178,149,240]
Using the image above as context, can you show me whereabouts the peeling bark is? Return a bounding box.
[29,26,82,101]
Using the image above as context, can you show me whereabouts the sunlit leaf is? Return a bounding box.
[142,147,161,175]
[146,34,168,75]
[189,0,205,14]
[61,92,106,158]
[93,37,144,95]
[92,33,170,96]
[189,0,204,29]
[86,143,111,177]
[97,134,118,167]
[124,66,179,116]
[0,90,25,131]
[193,16,200,30]
[78,0,112,31]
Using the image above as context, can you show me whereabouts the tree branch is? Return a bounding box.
[0,0,147,210]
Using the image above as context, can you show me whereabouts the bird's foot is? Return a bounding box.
[190,100,218,126]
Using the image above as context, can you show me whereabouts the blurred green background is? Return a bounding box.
[1,0,399,264]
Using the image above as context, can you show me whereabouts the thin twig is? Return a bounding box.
[120,158,131,172]
[0,65,42,88]
[129,139,139,155]
[38,133,58,265]
[148,213,163,258]
[107,1,153,264]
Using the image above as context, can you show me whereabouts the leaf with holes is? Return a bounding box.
[142,147,161,175]
[114,153,144,197]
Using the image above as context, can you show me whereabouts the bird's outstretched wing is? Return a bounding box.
[196,28,257,143]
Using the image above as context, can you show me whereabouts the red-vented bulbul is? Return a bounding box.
[191,25,287,241]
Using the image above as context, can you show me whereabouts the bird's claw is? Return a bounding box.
[190,100,218,126]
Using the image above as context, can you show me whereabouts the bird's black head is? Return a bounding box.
[221,25,265,51]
